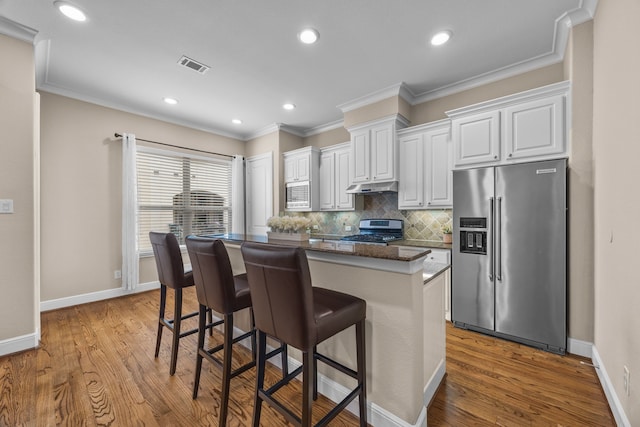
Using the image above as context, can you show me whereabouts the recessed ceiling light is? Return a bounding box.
[163,97,178,105]
[54,1,87,22]
[283,103,296,110]
[431,30,452,46]
[231,119,243,125]
[298,28,319,44]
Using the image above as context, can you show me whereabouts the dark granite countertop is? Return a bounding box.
[202,233,431,262]
[423,262,450,284]
[389,240,452,251]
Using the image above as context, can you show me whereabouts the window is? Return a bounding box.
[137,147,232,254]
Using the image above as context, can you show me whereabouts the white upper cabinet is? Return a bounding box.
[319,150,336,210]
[284,147,314,183]
[335,147,355,209]
[348,115,408,184]
[398,134,425,208]
[426,126,454,207]
[447,81,570,169]
[319,143,357,211]
[504,94,565,160]
[398,120,453,209]
[451,110,500,166]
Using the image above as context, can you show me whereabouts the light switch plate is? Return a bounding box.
[0,199,14,214]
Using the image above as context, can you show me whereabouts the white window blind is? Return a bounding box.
[137,147,232,253]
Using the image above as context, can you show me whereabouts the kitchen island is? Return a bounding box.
[208,234,446,427]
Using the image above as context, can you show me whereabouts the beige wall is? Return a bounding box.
[563,22,595,344]
[39,92,245,300]
[592,0,640,423]
[303,127,350,149]
[0,34,37,342]
[343,96,407,129]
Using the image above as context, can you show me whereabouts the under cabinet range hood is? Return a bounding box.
[346,181,398,194]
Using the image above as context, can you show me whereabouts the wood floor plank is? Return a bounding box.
[0,290,615,426]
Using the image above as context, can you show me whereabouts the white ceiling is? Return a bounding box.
[0,0,595,140]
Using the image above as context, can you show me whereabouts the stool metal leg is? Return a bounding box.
[356,319,367,427]
[302,350,314,427]
[252,330,267,427]
[219,313,234,426]
[155,285,167,358]
[192,304,207,399]
[169,288,183,376]
[312,345,318,401]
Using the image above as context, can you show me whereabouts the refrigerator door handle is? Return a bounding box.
[489,197,494,281]
[496,196,502,281]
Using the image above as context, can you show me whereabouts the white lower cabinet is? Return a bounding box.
[319,143,357,211]
[398,120,453,209]
[424,249,452,321]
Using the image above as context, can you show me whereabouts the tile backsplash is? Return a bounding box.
[296,193,452,242]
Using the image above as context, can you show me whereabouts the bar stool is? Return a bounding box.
[149,231,205,376]
[186,236,288,426]
[241,242,367,427]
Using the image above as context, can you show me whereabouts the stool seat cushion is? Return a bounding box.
[313,287,366,344]
[232,273,251,312]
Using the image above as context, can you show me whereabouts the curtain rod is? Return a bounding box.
[114,133,234,159]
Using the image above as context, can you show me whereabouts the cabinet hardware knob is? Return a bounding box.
[508,153,512,157]
[494,155,498,159]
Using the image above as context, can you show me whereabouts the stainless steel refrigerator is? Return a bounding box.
[452,159,567,354]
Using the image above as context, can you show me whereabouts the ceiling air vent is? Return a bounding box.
[177,55,210,74]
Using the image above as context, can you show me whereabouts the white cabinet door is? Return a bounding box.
[351,129,370,183]
[504,94,565,160]
[295,154,311,181]
[335,147,354,210]
[319,151,335,210]
[452,110,500,167]
[284,156,297,183]
[284,151,311,182]
[398,134,425,209]
[371,123,395,182]
[426,129,453,208]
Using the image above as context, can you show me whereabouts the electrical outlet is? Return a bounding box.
[313,224,319,230]
[345,225,352,232]
[114,270,122,280]
[624,366,630,396]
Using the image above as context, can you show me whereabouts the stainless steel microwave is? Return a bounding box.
[285,181,311,210]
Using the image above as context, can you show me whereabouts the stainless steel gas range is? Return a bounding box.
[340,219,404,245]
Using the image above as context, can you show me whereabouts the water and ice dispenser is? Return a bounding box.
[459,217,487,255]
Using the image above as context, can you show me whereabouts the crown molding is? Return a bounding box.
[302,119,345,137]
[38,82,244,141]
[337,82,415,113]
[0,16,38,44]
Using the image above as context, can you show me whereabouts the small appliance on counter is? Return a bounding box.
[340,219,404,245]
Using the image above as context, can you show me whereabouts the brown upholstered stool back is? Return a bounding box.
[185,237,250,315]
[241,243,317,351]
[149,231,193,289]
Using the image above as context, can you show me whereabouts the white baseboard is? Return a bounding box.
[592,346,632,427]
[567,336,593,358]
[235,332,428,427]
[40,281,160,312]
[0,331,40,357]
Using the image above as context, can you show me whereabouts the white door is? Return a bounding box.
[245,152,273,236]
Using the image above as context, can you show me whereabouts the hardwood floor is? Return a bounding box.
[429,323,615,426]
[0,288,614,426]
